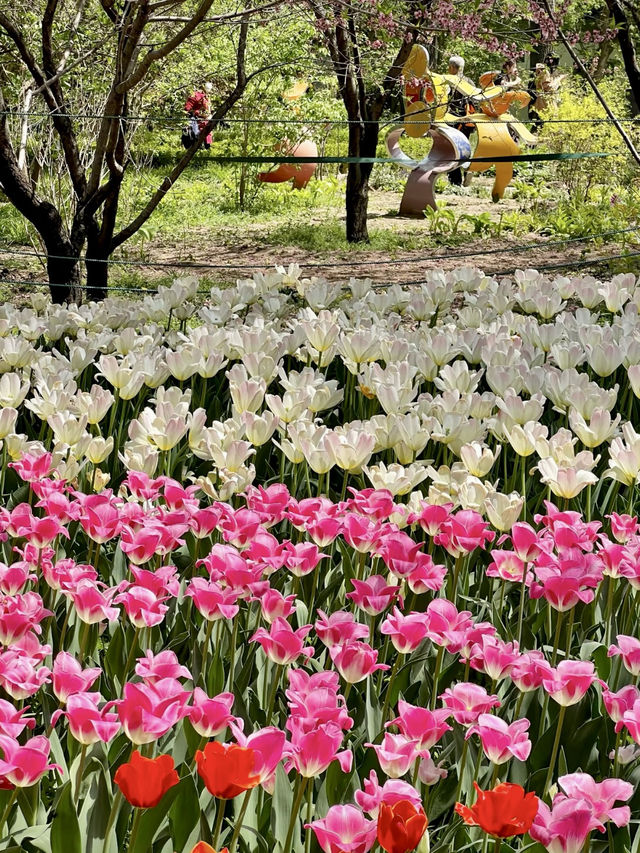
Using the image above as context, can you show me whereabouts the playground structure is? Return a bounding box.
[388,46,538,215]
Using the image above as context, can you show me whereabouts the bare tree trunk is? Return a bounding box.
[606,0,640,113]
[345,120,378,243]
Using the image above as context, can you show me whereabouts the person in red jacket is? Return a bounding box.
[185,82,213,148]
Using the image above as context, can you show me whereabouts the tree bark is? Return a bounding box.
[606,0,640,113]
[345,119,379,242]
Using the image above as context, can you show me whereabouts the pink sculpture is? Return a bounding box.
[258,139,318,189]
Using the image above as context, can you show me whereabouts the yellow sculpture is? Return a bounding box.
[387,46,537,213]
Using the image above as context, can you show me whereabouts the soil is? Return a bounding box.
[3,178,638,298]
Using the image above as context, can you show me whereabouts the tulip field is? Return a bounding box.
[3,265,640,853]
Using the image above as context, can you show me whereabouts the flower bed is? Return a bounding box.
[0,266,639,853]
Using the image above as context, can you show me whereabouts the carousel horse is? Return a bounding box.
[387,46,537,214]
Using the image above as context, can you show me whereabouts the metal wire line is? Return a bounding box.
[1,225,637,272]
[2,249,639,296]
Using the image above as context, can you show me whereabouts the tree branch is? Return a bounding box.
[112,17,251,248]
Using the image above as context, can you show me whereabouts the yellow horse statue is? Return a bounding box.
[388,46,537,213]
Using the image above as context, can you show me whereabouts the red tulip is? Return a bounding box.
[455,782,539,838]
[190,845,228,853]
[195,741,259,799]
[114,751,179,808]
[377,799,428,853]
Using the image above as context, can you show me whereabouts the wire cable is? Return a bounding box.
[1,225,637,271]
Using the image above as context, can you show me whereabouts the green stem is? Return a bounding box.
[265,663,283,727]
[612,729,622,777]
[228,788,253,853]
[212,799,226,851]
[494,838,502,853]
[304,778,314,853]
[126,808,142,853]
[0,787,18,837]
[454,738,469,805]
[78,619,91,661]
[381,654,403,724]
[227,616,239,691]
[200,619,215,684]
[74,744,88,807]
[516,563,529,647]
[122,626,141,681]
[282,777,309,853]
[543,704,567,797]
[605,577,616,646]
[550,609,564,667]
[101,790,124,853]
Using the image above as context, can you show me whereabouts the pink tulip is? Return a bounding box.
[346,488,396,521]
[557,773,633,827]
[283,542,327,578]
[510,651,553,692]
[77,493,122,543]
[129,565,180,598]
[287,723,352,777]
[376,530,423,579]
[388,701,452,749]
[329,641,389,683]
[602,685,640,731]
[52,652,101,702]
[315,610,370,648]
[244,531,288,572]
[607,513,638,543]
[286,669,352,735]
[621,698,640,744]
[355,769,422,817]
[409,502,452,537]
[466,714,531,764]
[366,733,425,778]
[486,550,528,583]
[379,608,428,654]
[466,636,519,681]
[9,452,52,483]
[0,592,51,645]
[251,618,314,665]
[0,734,61,786]
[25,516,69,548]
[115,586,169,628]
[189,505,225,538]
[135,650,192,683]
[124,471,164,502]
[52,692,121,744]
[405,555,447,594]
[185,577,240,621]
[220,507,262,547]
[530,798,603,853]
[42,558,97,593]
[116,678,191,744]
[0,699,35,738]
[347,575,400,616]
[6,503,34,539]
[424,599,474,653]
[434,509,495,557]
[439,682,501,725]
[542,660,596,706]
[305,515,342,547]
[509,521,543,561]
[230,724,286,786]
[69,580,119,624]
[306,804,377,853]
[287,497,336,530]
[119,526,165,565]
[0,561,37,595]
[245,483,290,526]
[189,688,237,737]
[608,634,640,676]
[459,621,498,658]
[161,479,200,513]
[259,589,297,623]
[418,755,448,785]
[0,650,51,699]
[342,514,382,553]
